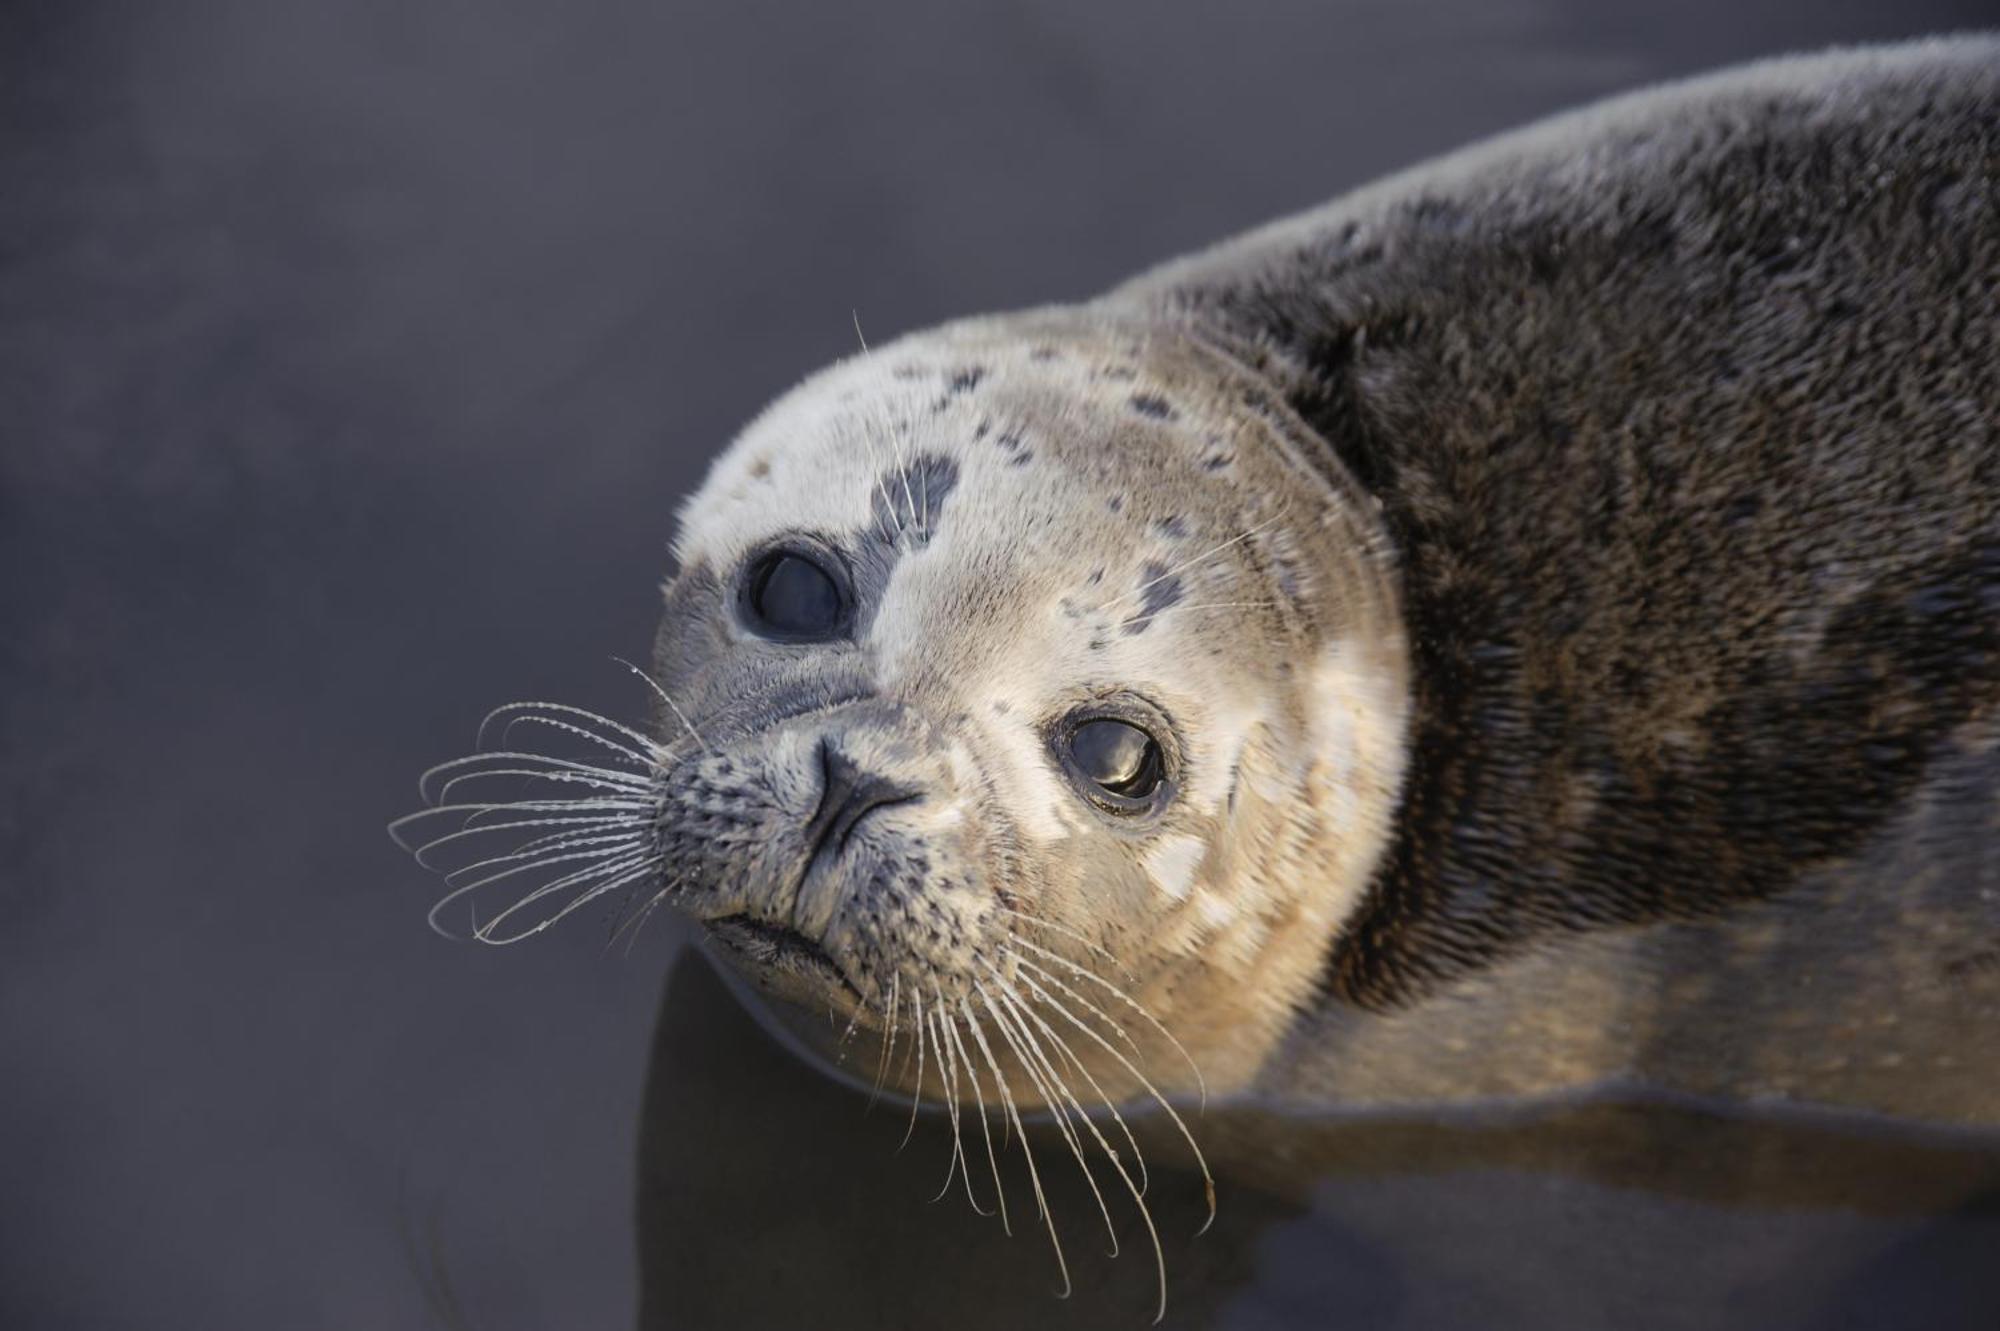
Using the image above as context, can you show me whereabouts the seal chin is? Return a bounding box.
[707,915,862,1001]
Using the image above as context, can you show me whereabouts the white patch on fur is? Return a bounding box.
[1194,889,1236,928]
[1302,634,1411,926]
[1144,833,1207,901]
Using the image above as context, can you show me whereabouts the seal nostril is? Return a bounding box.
[804,742,921,863]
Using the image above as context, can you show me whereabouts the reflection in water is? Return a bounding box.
[639,956,2000,1329]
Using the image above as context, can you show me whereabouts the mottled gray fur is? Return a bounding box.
[1108,36,1998,1120]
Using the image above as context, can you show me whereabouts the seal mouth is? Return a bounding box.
[708,915,860,998]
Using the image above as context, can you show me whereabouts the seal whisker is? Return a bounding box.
[420,750,653,803]
[997,951,1145,1059]
[994,907,1140,986]
[868,974,901,1109]
[436,829,646,883]
[1006,938,1208,1108]
[1011,966,1216,1235]
[428,845,649,937]
[603,874,686,956]
[896,460,919,535]
[478,703,662,769]
[1101,513,1289,613]
[984,956,1150,1196]
[919,452,930,541]
[946,997,1011,1237]
[991,981,1169,1322]
[452,821,647,862]
[1165,601,1283,614]
[925,999,989,1215]
[430,767,651,809]
[388,804,642,853]
[898,990,928,1152]
[421,842,650,919]
[469,844,656,923]
[847,312,911,541]
[977,979,1121,1259]
[835,1012,863,1062]
[478,861,665,947]
[396,811,641,862]
[857,435,900,546]
[886,413,919,537]
[974,988,1074,1300]
[459,797,650,827]
[961,991,1022,1192]
[472,852,662,945]
[610,655,711,756]
[398,796,651,826]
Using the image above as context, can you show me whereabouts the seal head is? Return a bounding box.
[649,309,1409,1101]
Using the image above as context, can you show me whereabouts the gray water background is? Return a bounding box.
[4,2,1998,1327]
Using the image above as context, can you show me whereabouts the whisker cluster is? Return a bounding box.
[390,698,682,945]
[868,914,1217,1324]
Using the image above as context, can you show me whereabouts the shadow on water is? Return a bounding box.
[637,956,2000,1330]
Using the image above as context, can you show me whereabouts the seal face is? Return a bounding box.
[647,311,1411,1103]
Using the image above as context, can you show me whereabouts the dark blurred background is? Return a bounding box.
[3,2,1995,1327]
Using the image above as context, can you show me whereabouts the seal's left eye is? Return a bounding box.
[745,552,844,639]
[1068,718,1165,801]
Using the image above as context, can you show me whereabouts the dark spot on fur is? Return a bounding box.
[991,700,1010,716]
[748,457,771,480]
[867,452,960,551]
[1155,515,1189,539]
[1130,393,1177,420]
[1107,496,1123,513]
[1009,449,1033,466]
[1121,560,1186,635]
[1030,346,1060,362]
[932,367,987,411]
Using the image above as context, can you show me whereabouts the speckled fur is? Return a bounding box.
[654,38,2000,1124]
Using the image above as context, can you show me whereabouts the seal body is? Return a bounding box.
[405,38,1998,1135]
[646,37,2000,1126]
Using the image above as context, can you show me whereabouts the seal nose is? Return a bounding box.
[803,740,919,864]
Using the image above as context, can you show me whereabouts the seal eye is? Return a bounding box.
[745,552,844,639]
[1068,718,1165,801]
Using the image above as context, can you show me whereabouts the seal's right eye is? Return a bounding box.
[743,551,846,640]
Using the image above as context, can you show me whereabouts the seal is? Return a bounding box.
[395,37,2000,1314]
